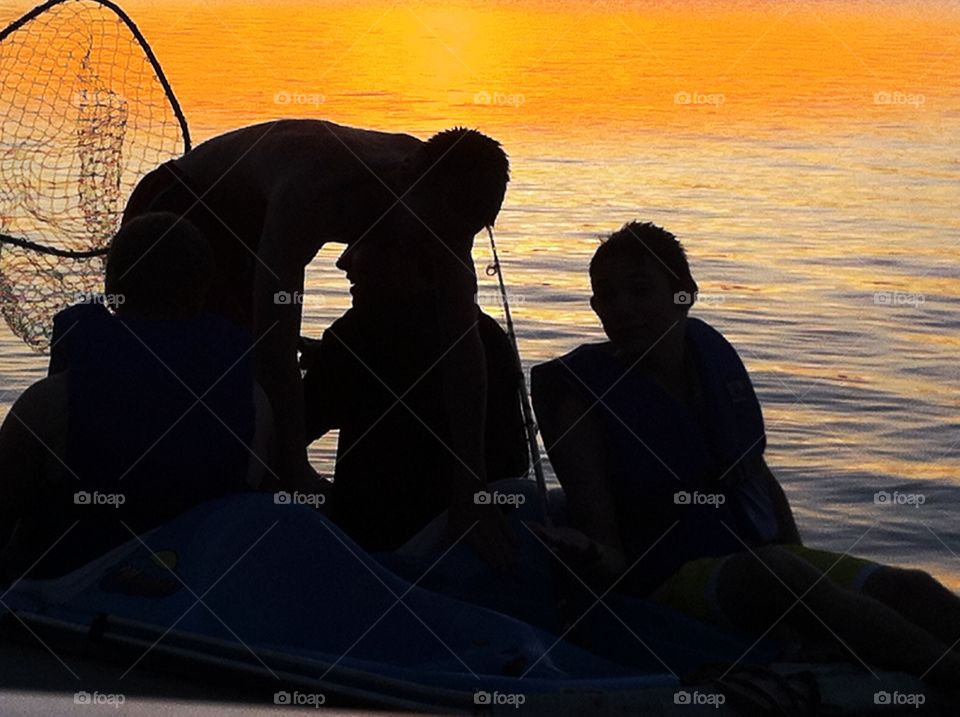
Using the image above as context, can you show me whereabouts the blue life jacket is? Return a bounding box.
[531,317,779,595]
[37,303,256,576]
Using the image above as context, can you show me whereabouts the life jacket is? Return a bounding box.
[34,303,255,577]
[531,317,779,595]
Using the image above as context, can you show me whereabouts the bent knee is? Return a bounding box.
[866,565,941,597]
[739,546,836,596]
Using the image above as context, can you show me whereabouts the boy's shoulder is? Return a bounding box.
[684,316,748,367]
[14,372,67,413]
[560,340,616,362]
[9,372,68,445]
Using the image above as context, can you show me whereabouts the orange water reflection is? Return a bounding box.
[105,0,960,144]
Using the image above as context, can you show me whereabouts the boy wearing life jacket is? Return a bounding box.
[0,213,272,582]
[299,234,529,552]
[530,221,960,684]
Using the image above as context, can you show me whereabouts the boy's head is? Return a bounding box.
[336,232,432,309]
[589,221,698,352]
[105,212,214,320]
[387,127,510,254]
[415,127,510,236]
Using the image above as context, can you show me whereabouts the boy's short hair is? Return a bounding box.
[590,221,699,308]
[416,127,510,235]
[105,212,214,317]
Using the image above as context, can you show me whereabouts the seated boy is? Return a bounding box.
[530,221,960,684]
[0,213,272,582]
[300,233,529,552]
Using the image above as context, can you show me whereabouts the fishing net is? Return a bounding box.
[0,0,189,351]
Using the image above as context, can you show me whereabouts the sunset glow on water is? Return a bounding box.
[1,0,958,586]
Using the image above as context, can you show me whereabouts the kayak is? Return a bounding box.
[1,493,957,714]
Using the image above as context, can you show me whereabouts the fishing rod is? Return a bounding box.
[485,226,551,526]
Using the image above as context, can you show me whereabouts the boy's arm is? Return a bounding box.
[480,315,529,479]
[542,390,626,576]
[301,329,348,445]
[432,250,519,569]
[753,455,802,545]
[0,381,60,553]
[245,383,275,490]
[253,184,328,490]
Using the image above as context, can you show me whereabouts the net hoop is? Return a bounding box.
[0,0,191,259]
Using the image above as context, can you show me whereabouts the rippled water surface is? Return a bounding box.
[1,1,958,586]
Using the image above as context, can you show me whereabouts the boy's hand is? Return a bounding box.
[448,495,518,571]
[298,336,324,372]
[528,522,627,586]
[527,522,598,565]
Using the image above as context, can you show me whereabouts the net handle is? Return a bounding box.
[0,232,109,258]
[0,0,191,154]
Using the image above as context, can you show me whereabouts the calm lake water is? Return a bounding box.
[1,1,959,586]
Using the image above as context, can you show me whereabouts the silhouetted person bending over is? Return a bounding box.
[121,120,516,567]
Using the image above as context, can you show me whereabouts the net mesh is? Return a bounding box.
[0,0,188,351]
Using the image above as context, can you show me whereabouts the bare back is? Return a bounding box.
[173,119,425,251]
